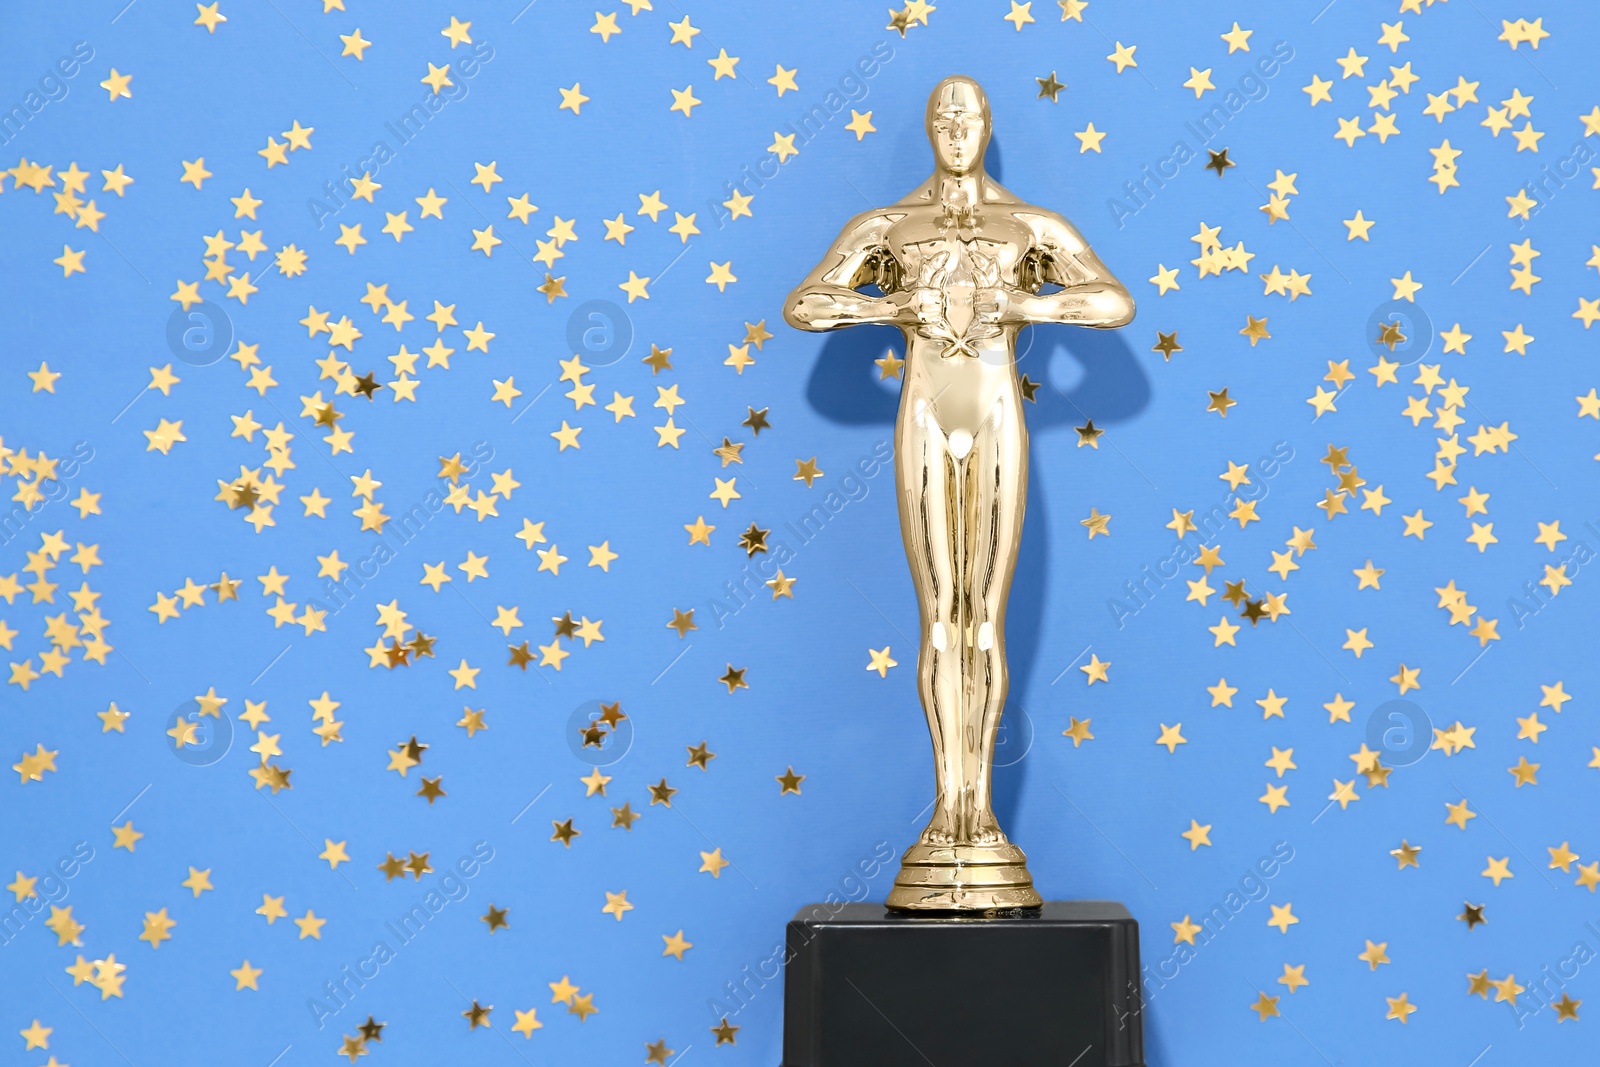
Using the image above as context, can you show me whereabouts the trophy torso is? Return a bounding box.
[883,202,1035,436]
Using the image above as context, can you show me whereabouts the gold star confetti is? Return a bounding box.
[1,14,1594,1055]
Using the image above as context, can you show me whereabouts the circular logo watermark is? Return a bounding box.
[1364,300,1433,367]
[993,707,1035,768]
[565,698,634,766]
[1364,699,1432,769]
[166,700,234,766]
[165,301,235,367]
[565,300,633,368]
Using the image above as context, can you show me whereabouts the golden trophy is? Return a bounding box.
[785,75,1135,911]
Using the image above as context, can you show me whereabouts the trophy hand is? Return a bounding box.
[979,285,1055,327]
[889,286,948,330]
[967,249,1012,327]
[963,285,1023,348]
[972,284,1008,327]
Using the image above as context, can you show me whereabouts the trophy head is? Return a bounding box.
[925,75,991,177]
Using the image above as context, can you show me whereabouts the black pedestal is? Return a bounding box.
[782,901,1144,1067]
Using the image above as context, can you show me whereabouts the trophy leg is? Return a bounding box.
[919,794,957,847]
[902,407,962,851]
[964,408,1021,851]
[916,624,959,848]
[889,401,1040,911]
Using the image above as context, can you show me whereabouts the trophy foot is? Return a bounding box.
[970,811,1004,846]
[886,839,1043,912]
[918,797,958,846]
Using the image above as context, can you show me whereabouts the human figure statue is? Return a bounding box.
[784,75,1135,910]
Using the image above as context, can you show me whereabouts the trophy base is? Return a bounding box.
[782,901,1145,1066]
[885,839,1044,910]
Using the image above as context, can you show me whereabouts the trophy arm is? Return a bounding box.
[784,210,910,332]
[1007,279,1136,330]
[1006,210,1137,330]
[784,283,902,333]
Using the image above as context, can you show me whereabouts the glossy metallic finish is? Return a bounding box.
[784,76,1135,910]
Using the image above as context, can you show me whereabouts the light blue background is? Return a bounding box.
[2,1,1598,1064]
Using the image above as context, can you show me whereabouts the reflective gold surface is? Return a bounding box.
[784,75,1135,910]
